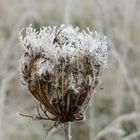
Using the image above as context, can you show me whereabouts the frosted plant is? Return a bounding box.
[18,24,108,140]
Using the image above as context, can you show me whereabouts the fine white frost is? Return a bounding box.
[18,24,108,80]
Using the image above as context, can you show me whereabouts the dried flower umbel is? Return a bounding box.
[18,25,108,139]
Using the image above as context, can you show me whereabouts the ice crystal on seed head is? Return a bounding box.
[18,25,108,123]
[19,25,108,77]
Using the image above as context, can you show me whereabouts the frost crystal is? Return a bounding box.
[18,25,108,123]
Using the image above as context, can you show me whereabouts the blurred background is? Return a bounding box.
[0,0,140,140]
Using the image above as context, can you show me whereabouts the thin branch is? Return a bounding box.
[122,130,140,140]
[17,112,48,120]
[93,112,140,140]
[44,123,64,140]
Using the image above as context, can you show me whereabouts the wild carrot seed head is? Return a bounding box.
[18,25,108,122]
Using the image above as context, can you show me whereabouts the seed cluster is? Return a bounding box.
[18,25,108,123]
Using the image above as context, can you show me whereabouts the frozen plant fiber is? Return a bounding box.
[18,24,108,139]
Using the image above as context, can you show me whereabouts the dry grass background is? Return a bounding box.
[0,0,140,140]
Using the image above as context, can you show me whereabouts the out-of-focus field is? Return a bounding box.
[0,0,140,140]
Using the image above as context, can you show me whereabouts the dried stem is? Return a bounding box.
[64,122,71,140]
[44,123,64,140]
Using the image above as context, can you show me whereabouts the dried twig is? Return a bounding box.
[44,123,64,140]
[122,130,140,140]
[93,112,140,140]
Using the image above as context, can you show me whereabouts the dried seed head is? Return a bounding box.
[18,25,108,122]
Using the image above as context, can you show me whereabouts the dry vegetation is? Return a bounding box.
[0,0,140,140]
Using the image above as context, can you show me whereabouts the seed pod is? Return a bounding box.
[18,25,108,123]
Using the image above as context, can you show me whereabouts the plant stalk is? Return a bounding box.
[64,122,71,140]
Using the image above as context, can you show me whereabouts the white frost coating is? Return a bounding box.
[36,58,54,75]
[19,25,108,77]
